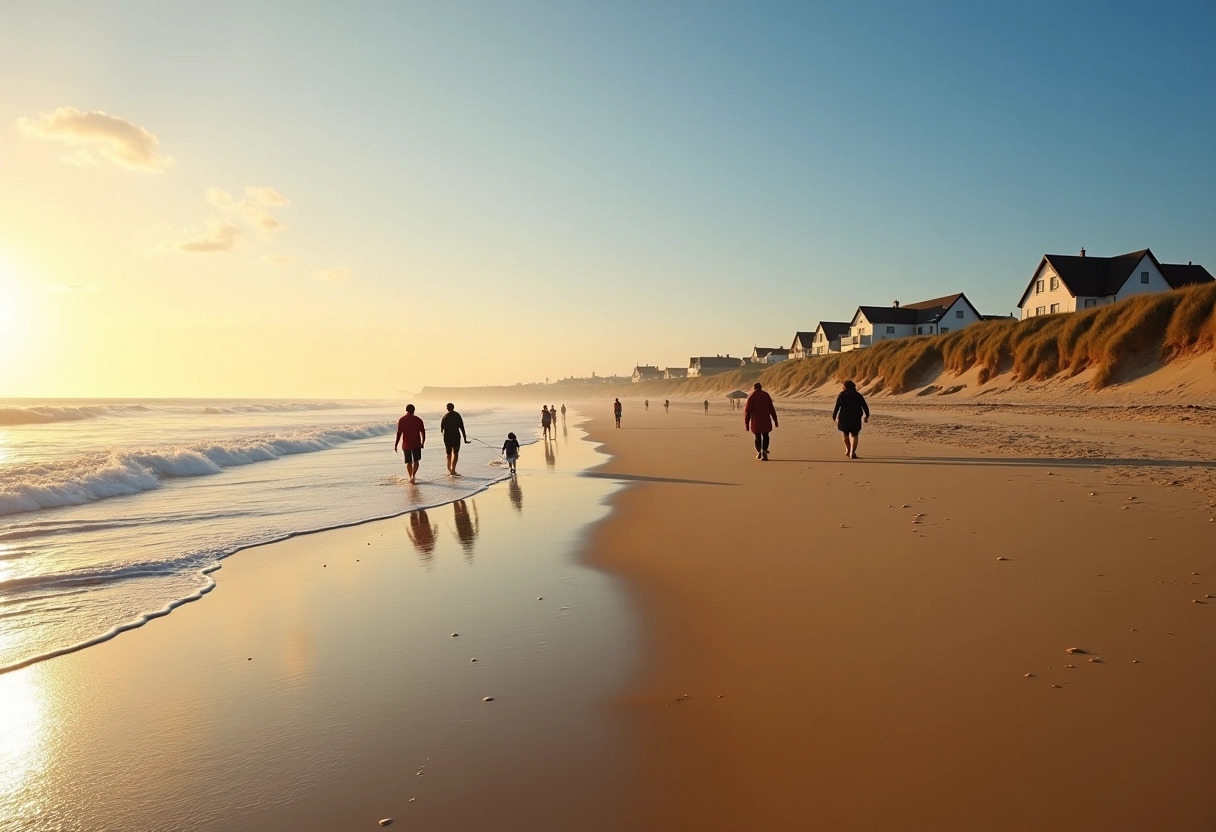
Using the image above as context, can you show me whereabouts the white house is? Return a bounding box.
[664,367,688,379]
[840,293,983,352]
[750,346,789,364]
[1017,248,1214,320]
[688,356,744,377]
[631,365,663,383]
[789,331,816,360]
[810,322,850,356]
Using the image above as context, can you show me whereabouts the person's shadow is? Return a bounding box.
[452,499,479,562]
[406,509,438,564]
[544,438,556,469]
[508,476,523,514]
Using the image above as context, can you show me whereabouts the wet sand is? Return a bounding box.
[0,419,640,832]
[582,397,1216,831]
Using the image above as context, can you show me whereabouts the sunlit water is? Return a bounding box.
[0,399,539,672]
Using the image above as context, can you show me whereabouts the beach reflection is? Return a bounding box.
[508,476,523,514]
[544,438,556,469]
[0,669,48,819]
[451,499,479,561]
[406,509,438,563]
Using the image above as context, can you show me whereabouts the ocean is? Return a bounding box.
[0,399,540,673]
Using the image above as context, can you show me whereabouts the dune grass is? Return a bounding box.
[750,283,1216,396]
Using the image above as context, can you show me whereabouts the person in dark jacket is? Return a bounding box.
[743,382,778,460]
[832,380,870,459]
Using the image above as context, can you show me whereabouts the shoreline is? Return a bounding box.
[579,396,1216,830]
[0,416,643,831]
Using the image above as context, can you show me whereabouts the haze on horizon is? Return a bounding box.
[1,1,1213,399]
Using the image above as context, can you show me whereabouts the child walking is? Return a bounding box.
[502,432,521,474]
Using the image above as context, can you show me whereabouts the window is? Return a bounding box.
[1036,279,1044,293]
[885,326,895,334]
[1084,298,1098,308]
[1035,306,1046,316]
[940,327,950,333]
[1141,271,1150,284]
[917,327,923,335]
[1050,303,1060,313]
[1050,276,1059,291]
[955,310,964,318]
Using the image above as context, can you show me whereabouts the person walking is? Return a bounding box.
[394,404,426,484]
[703,399,709,415]
[832,379,870,459]
[644,399,649,411]
[439,402,470,476]
[743,382,778,461]
[502,432,521,475]
[613,398,623,428]
[540,405,553,440]
[560,403,566,420]
[663,399,670,413]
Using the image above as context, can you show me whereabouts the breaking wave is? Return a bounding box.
[0,423,394,516]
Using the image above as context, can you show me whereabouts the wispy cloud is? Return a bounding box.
[206,186,290,236]
[260,254,295,265]
[17,107,172,172]
[317,267,354,283]
[163,218,243,254]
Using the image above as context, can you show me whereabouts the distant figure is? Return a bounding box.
[663,399,670,413]
[613,398,623,428]
[560,403,566,420]
[703,399,709,415]
[440,402,470,476]
[644,399,649,411]
[394,404,426,484]
[502,431,521,474]
[832,380,870,459]
[541,405,553,439]
[743,382,778,461]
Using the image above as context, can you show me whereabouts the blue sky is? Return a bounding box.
[1,1,1213,394]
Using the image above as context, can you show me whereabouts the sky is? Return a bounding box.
[1,0,1214,398]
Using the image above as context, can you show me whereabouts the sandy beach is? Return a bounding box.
[581,395,1216,831]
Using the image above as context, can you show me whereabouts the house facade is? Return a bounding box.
[789,331,816,360]
[810,321,849,356]
[750,346,789,364]
[664,367,688,379]
[688,356,744,377]
[841,293,983,352]
[631,365,663,383]
[1017,248,1214,320]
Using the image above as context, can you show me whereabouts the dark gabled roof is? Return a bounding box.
[632,365,660,372]
[1038,249,1153,302]
[857,305,919,325]
[690,356,743,368]
[816,321,850,340]
[856,292,978,326]
[1159,262,1215,288]
[752,346,783,357]
[790,331,817,350]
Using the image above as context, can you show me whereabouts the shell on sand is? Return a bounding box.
[1065,647,1086,654]
[379,819,393,827]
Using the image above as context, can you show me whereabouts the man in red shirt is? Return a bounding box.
[394,404,426,484]
[743,382,778,461]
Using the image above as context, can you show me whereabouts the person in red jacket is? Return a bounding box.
[394,404,426,484]
[743,382,778,461]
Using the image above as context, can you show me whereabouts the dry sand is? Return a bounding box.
[582,395,1216,831]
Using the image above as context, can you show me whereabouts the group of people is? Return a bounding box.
[394,402,525,483]
[540,403,566,439]
[743,380,870,460]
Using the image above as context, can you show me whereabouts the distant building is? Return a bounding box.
[750,346,789,364]
[664,367,688,379]
[841,293,983,352]
[789,331,816,360]
[631,365,663,383]
[1017,248,1214,320]
[688,356,744,377]
[809,322,850,356]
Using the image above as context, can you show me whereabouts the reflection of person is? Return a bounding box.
[508,475,523,513]
[407,509,438,559]
[613,398,623,428]
[541,406,553,439]
[703,399,709,414]
[452,499,478,558]
[394,404,426,484]
[832,379,870,459]
[544,436,556,468]
[440,402,470,476]
[743,382,778,461]
[502,432,521,474]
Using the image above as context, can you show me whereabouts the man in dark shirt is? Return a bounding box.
[832,380,870,459]
[440,402,470,476]
[394,404,426,484]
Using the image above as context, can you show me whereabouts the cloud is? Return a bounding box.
[260,254,295,265]
[317,267,354,283]
[17,107,172,172]
[207,186,289,235]
[163,218,243,254]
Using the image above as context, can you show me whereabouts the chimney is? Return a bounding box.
[1080,248,1086,257]
[893,300,900,308]
[1189,260,1193,266]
